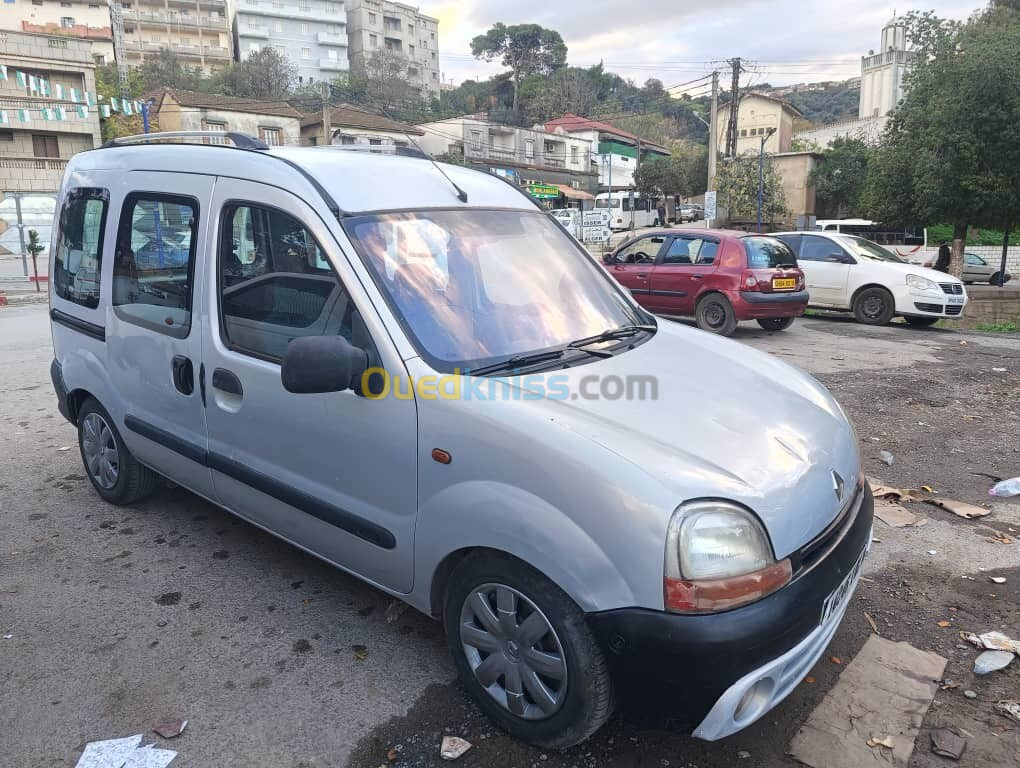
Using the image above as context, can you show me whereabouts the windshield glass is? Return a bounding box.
[595,199,621,209]
[743,236,797,268]
[836,235,906,263]
[344,210,647,371]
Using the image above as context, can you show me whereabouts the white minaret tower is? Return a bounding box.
[858,14,915,119]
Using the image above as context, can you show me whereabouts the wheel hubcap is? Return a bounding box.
[82,413,119,490]
[459,583,568,720]
[863,296,884,318]
[706,303,725,327]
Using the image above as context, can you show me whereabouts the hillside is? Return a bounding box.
[760,80,861,126]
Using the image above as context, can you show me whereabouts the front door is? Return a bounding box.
[605,234,667,301]
[797,234,853,307]
[202,178,418,592]
[105,171,215,499]
[647,234,721,315]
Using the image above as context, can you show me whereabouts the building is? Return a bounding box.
[120,0,233,73]
[300,102,423,146]
[716,93,800,157]
[416,115,598,204]
[1,0,115,65]
[150,88,301,145]
[0,30,102,279]
[346,0,440,100]
[772,151,821,230]
[542,113,670,192]
[794,114,889,149]
[233,0,349,86]
[859,15,914,119]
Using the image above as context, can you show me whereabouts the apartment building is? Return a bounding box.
[715,93,800,157]
[0,30,102,278]
[119,0,233,73]
[346,0,440,99]
[0,0,115,65]
[233,0,349,86]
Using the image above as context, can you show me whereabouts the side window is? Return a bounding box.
[113,193,198,338]
[662,237,719,266]
[53,187,108,309]
[800,236,845,263]
[696,239,719,265]
[613,236,664,264]
[219,203,354,361]
[775,234,801,255]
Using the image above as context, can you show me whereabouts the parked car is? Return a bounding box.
[49,134,872,749]
[678,204,703,223]
[603,229,807,335]
[772,231,968,326]
[961,252,1011,285]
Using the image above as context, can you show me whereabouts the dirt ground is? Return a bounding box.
[348,318,1020,768]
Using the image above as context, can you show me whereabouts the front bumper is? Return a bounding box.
[897,286,968,318]
[587,485,874,738]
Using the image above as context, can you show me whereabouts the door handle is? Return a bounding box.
[212,368,243,397]
[692,273,704,280]
[171,355,194,396]
[636,272,648,279]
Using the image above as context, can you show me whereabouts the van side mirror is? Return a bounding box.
[281,336,368,394]
[828,252,854,264]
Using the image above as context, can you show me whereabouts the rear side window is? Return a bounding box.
[113,193,199,338]
[219,203,354,361]
[53,187,108,309]
[743,237,797,268]
[663,237,719,266]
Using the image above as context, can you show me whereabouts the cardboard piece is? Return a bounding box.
[873,497,924,528]
[924,498,991,519]
[788,636,946,767]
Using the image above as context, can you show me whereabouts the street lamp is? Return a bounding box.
[757,127,778,233]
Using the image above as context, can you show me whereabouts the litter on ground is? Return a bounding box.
[440,736,472,760]
[74,735,176,768]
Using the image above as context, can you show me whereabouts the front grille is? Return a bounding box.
[940,282,963,295]
[945,304,964,316]
[791,484,862,576]
[914,302,943,313]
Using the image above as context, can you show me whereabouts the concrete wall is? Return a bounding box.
[795,115,888,149]
[961,286,1020,325]
[772,151,819,228]
[121,0,233,73]
[899,245,1020,275]
[7,1,116,64]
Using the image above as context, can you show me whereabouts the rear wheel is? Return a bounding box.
[990,272,1007,286]
[852,286,895,325]
[904,316,939,327]
[756,317,795,332]
[696,294,738,336]
[77,397,157,505]
[444,553,614,748]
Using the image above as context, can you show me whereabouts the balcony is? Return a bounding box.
[0,157,70,172]
[125,10,228,29]
[242,25,271,38]
[317,31,347,46]
[319,57,347,71]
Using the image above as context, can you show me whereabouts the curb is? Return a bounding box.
[0,293,48,307]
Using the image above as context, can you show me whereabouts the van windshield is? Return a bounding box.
[344,210,648,372]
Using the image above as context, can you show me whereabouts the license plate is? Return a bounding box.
[772,278,796,290]
[820,547,866,626]
[947,295,965,305]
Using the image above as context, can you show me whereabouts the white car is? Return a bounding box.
[773,231,967,327]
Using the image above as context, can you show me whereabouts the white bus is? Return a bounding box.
[594,192,660,231]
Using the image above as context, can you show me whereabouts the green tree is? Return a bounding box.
[809,137,871,218]
[862,7,1020,276]
[26,229,45,292]
[716,156,788,223]
[633,145,708,200]
[138,47,206,93]
[470,23,567,120]
[216,47,296,100]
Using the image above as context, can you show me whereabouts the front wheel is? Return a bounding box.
[444,553,614,748]
[852,286,895,325]
[757,317,795,332]
[904,316,939,327]
[696,294,738,336]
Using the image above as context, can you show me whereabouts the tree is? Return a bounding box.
[521,67,599,124]
[470,23,567,120]
[862,7,1020,276]
[217,47,296,100]
[362,49,425,114]
[716,156,788,224]
[809,137,871,218]
[633,145,708,200]
[95,64,149,142]
[138,48,206,93]
[26,229,45,292]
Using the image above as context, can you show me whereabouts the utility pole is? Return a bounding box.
[707,70,719,193]
[725,57,743,158]
[321,81,332,145]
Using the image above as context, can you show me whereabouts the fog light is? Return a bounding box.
[734,677,774,724]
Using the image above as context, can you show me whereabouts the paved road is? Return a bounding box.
[2,303,1018,767]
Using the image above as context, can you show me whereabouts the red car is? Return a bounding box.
[603,228,808,335]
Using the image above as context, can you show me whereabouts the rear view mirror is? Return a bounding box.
[281,336,369,394]
[828,253,853,264]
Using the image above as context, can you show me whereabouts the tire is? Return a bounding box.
[852,286,895,325]
[77,397,158,505]
[904,316,939,327]
[696,294,738,336]
[444,552,615,748]
[757,317,795,332]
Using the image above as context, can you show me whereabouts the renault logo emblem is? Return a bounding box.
[832,470,845,501]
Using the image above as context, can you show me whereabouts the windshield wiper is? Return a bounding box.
[468,349,566,377]
[567,325,657,350]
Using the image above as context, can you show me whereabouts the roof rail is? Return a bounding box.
[101,130,269,150]
[320,144,432,160]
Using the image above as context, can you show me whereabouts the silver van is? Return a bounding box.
[49,133,873,748]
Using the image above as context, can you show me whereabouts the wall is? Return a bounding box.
[898,245,1020,275]
[6,0,116,64]
[960,286,1020,325]
[121,0,233,73]
[157,101,300,145]
[772,152,819,228]
[718,96,793,156]
[795,115,888,148]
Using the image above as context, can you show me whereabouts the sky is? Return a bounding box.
[428,1,983,93]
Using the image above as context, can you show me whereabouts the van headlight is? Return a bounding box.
[906,274,938,291]
[664,500,791,613]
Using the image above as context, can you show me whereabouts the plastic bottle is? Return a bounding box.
[989,477,1020,497]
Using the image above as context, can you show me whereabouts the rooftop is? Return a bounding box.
[544,114,670,153]
[720,92,803,118]
[300,103,424,135]
[151,88,303,119]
